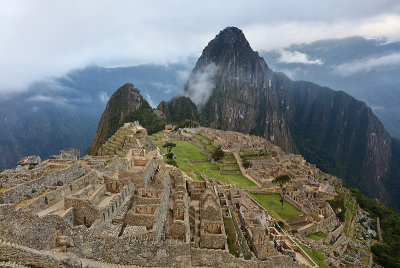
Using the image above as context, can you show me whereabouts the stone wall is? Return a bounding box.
[0,240,69,268]
[0,205,72,250]
[284,195,304,211]
[2,163,84,204]
[154,171,171,240]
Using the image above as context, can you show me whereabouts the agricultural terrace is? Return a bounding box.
[247,192,303,221]
[150,132,256,187]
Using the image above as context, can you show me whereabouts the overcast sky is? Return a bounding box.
[1,0,400,94]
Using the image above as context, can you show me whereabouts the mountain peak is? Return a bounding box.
[215,27,248,44]
[198,26,259,65]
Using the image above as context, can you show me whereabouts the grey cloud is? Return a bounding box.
[183,63,218,107]
[334,52,400,76]
[278,50,323,65]
[27,95,69,105]
[0,0,399,95]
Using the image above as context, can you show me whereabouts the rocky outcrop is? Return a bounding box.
[89,83,149,154]
[156,96,199,123]
[50,148,80,160]
[17,156,41,166]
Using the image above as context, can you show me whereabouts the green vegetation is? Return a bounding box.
[242,160,250,169]
[28,165,35,170]
[247,192,302,220]
[163,142,176,153]
[211,146,225,161]
[327,193,346,222]
[126,105,166,134]
[0,169,4,173]
[157,96,199,124]
[306,232,328,241]
[176,119,200,129]
[153,136,256,187]
[273,175,291,209]
[351,188,400,267]
[224,218,240,257]
[196,134,211,142]
[295,240,329,268]
[163,142,178,166]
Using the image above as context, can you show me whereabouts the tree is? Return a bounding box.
[243,160,251,169]
[273,174,291,209]
[166,152,174,160]
[211,146,224,161]
[176,119,200,129]
[163,142,176,153]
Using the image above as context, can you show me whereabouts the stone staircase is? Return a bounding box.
[98,127,139,156]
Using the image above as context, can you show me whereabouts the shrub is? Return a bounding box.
[28,165,35,170]
[166,152,174,160]
[211,146,224,161]
[163,142,176,153]
[242,160,251,169]
[166,159,177,166]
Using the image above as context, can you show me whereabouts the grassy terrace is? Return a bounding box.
[295,239,329,268]
[151,133,256,187]
[196,133,212,142]
[247,193,303,221]
[306,232,328,241]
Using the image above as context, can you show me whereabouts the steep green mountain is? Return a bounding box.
[180,27,400,210]
[156,96,200,124]
[89,83,162,154]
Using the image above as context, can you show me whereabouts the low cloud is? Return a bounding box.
[145,93,156,108]
[334,52,400,76]
[27,95,69,105]
[278,50,323,65]
[149,81,179,95]
[98,92,109,103]
[183,63,218,107]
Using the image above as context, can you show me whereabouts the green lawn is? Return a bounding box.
[295,239,329,268]
[153,138,256,187]
[196,134,212,142]
[247,193,303,220]
[306,232,328,241]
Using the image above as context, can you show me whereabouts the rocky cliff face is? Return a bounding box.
[274,73,392,199]
[182,27,294,152]
[181,27,399,209]
[89,83,149,154]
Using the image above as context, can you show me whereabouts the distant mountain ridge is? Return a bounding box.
[180,27,400,210]
[0,63,191,169]
[261,36,400,138]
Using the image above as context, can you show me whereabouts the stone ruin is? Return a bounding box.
[1,123,365,267]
